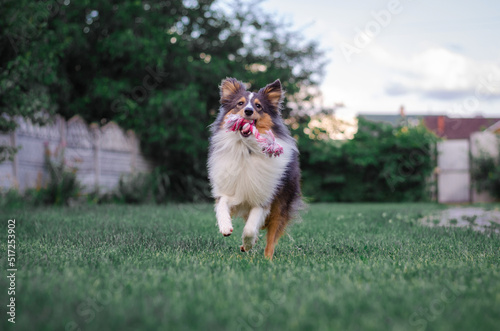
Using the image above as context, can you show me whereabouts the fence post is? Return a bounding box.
[59,115,67,147]
[129,130,138,173]
[10,130,18,189]
[91,123,101,192]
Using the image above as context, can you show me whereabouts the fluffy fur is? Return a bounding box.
[207,78,302,259]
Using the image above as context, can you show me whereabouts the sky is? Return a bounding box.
[260,0,500,118]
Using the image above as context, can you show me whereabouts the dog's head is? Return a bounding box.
[218,78,284,136]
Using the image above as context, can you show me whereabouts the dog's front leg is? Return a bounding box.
[241,207,269,252]
[215,196,233,236]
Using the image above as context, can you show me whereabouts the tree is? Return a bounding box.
[1,0,327,200]
[295,117,439,202]
[0,0,63,161]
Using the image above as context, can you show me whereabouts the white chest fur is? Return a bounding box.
[208,130,295,208]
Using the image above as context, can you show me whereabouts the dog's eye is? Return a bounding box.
[255,104,262,109]
[237,101,244,106]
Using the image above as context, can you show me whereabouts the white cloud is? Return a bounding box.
[376,47,500,100]
[261,0,500,116]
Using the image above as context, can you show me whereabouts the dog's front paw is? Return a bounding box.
[242,231,257,252]
[240,236,259,252]
[219,223,233,237]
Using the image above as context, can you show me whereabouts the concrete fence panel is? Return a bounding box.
[0,115,153,193]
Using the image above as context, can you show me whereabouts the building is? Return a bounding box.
[423,116,500,203]
[423,116,500,139]
[361,112,500,203]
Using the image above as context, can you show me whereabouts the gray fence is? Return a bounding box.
[0,115,153,192]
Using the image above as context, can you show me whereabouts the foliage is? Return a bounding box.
[471,137,500,199]
[0,0,326,200]
[0,144,82,206]
[82,170,172,205]
[0,0,62,161]
[0,188,28,210]
[36,143,81,205]
[1,203,499,331]
[295,117,439,202]
[116,172,154,204]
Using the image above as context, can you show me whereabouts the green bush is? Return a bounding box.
[295,117,439,202]
[471,138,500,199]
[37,143,81,206]
[0,0,326,202]
[0,189,28,210]
[86,170,169,205]
[116,172,154,204]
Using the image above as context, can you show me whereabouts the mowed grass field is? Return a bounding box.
[1,203,499,331]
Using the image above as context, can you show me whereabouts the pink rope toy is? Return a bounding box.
[224,114,284,157]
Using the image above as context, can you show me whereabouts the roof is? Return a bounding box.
[359,114,424,126]
[423,116,500,139]
[486,121,500,133]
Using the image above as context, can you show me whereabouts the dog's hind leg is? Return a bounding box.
[264,203,280,259]
[264,221,279,259]
[215,196,233,236]
[264,202,289,260]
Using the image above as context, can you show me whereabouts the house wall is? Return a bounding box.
[0,116,153,193]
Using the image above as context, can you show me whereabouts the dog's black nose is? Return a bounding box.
[244,108,253,116]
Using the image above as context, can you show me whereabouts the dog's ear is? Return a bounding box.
[220,78,245,105]
[261,79,284,112]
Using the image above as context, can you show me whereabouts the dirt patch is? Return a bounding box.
[419,207,500,233]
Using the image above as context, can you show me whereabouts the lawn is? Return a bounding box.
[1,203,499,331]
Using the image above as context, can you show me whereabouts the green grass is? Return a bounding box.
[1,203,499,331]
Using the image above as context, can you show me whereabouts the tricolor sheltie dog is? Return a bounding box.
[208,78,302,259]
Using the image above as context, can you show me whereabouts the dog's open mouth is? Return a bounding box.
[240,120,255,138]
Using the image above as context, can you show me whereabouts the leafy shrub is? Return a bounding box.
[294,117,439,202]
[113,168,208,204]
[471,138,500,199]
[116,172,154,204]
[37,143,81,206]
[0,189,28,210]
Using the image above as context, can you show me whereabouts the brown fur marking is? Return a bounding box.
[264,91,282,107]
[262,80,283,109]
[220,111,232,129]
[254,98,263,109]
[221,79,242,98]
[255,113,273,134]
[263,196,291,259]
